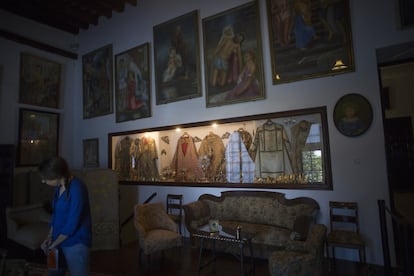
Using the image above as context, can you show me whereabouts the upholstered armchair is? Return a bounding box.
[134,202,182,262]
[268,224,327,276]
[5,203,51,251]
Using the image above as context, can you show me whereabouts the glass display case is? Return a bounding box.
[108,106,332,190]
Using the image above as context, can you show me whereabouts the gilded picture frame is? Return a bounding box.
[266,0,354,84]
[19,53,62,108]
[153,10,202,105]
[333,93,373,137]
[17,108,59,166]
[115,43,151,122]
[203,1,265,107]
[82,44,114,119]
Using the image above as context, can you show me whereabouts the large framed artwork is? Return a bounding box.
[115,43,151,122]
[82,44,114,119]
[153,10,202,105]
[19,53,62,108]
[108,106,332,190]
[203,1,265,107]
[17,108,59,166]
[266,0,354,84]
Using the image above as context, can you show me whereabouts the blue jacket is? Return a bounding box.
[50,177,92,247]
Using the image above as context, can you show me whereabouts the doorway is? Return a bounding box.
[378,59,414,270]
[379,61,414,193]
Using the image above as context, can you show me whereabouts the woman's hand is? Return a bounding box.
[40,238,51,255]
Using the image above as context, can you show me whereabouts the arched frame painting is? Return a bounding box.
[333,93,373,137]
[108,106,333,190]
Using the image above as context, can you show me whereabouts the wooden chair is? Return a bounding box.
[166,194,183,234]
[326,201,366,265]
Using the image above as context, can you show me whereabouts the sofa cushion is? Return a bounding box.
[205,195,317,230]
[12,223,49,250]
[137,202,175,231]
[186,200,211,229]
[140,229,182,254]
[7,204,51,225]
[292,215,313,241]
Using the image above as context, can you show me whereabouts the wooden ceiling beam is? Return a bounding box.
[73,0,113,18]
[0,0,137,34]
[126,0,137,7]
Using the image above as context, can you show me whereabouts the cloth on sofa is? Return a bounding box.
[183,190,321,259]
[6,203,51,250]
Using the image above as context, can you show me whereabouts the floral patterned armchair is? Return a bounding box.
[134,202,182,262]
[268,224,327,276]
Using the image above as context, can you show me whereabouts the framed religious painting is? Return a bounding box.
[333,93,373,137]
[266,0,354,84]
[19,53,62,108]
[82,44,114,119]
[153,10,202,105]
[115,43,151,122]
[203,1,265,107]
[83,138,99,168]
[17,108,59,166]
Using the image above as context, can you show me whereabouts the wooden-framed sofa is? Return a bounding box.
[183,190,325,260]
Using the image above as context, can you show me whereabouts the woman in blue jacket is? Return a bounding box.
[39,156,92,276]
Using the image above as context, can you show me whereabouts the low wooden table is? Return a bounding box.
[194,226,255,276]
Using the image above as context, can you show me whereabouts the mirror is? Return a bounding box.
[108,106,332,190]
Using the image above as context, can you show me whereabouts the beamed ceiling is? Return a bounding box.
[0,0,138,34]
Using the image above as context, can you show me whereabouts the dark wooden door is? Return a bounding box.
[384,117,414,270]
[0,144,15,246]
[384,117,413,191]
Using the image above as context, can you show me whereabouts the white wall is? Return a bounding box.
[0,10,78,157]
[2,0,414,266]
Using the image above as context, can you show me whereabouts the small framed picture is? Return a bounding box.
[333,93,373,137]
[83,138,99,168]
[17,108,59,166]
[19,53,62,108]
